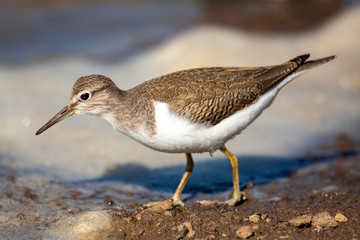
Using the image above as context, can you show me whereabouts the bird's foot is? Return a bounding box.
[226,191,247,206]
[171,196,185,207]
[198,191,246,206]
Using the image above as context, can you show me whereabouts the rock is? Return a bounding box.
[49,210,114,240]
[146,199,173,213]
[236,226,255,239]
[249,214,260,223]
[135,213,141,221]
[279,235,289,239]
[288,214,312,227]
[245,182,254,189]
[164,211,172,217]
[312,211,338,228]
[71,211,112,234]
[252,225,259,231]
[155,218,163,227]
[177,222,195,238]
[314,225,323,233]
[201,235,216,240]
[266,218,271,223]
[334,213,348,222]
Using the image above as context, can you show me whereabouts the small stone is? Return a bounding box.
[155,218,163,227]
[71,211,112,234]
[201,235,216,240]
[266,218,271,223]
[260,214,267,220]
[246,182,254,189]
[243,217,249,222]
[249,214,260,223]
[312,211,338,228]
[236,226,255,239]
[23,188,38,200]
[288,214,312,227]
[314,225,323,233]
[279,236,289,239]
[146,199,173,213]
[135,213,141,221]
[334,213,348,222]
[177,222,195,238]
[164,211,172,217]
[252,225,259,231]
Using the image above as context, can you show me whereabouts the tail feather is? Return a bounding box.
[296,55,336,73]
[290,53,310,65]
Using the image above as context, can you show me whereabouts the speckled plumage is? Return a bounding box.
[124,54,334,132]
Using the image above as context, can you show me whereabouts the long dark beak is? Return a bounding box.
[36,106,74,135]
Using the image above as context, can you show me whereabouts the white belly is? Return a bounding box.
[118,71,306,153]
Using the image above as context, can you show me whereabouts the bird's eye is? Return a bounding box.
[80,92,90,101]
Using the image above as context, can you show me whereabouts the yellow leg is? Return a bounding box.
[220,146,246,206]
[171,153,194,206]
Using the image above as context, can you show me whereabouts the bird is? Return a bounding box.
[36,54,335,207]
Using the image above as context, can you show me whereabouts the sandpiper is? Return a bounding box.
[36,54,335,206]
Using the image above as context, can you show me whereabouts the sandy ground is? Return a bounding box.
[0,3,359,240]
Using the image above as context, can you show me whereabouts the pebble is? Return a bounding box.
[312,211,338,228]
[236,226,255,239]
[314,225,323,233]
[71,210,112,234]
[177,222,195,238]
[146,199,173,213]
[279,235,289,239]
[334,213,348,222]
[249,214,260,223]
[288,214,312,227]
[164,211,172,217]
[155,218,163,227]
[200,235,216,240]
[252,225,259,231]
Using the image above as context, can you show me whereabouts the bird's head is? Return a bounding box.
[36,75,119,135]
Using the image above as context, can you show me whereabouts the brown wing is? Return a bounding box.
[130,54,315,125]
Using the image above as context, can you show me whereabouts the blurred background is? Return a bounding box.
[0,0,357,65]
[0,0,359,183]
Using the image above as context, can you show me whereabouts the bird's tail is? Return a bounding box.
[295,54,336,73]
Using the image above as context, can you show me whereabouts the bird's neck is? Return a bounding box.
[101,88,147,135]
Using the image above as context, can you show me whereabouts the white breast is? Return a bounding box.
[112,71,307,153]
